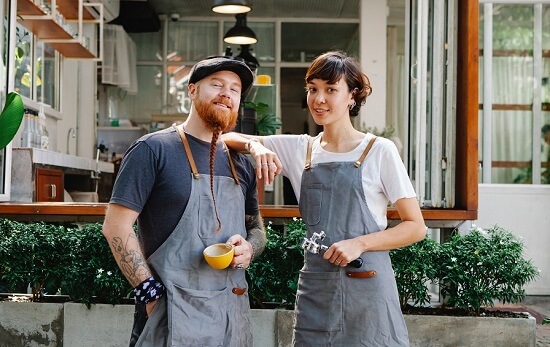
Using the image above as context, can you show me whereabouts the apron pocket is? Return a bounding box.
[294,271,342,332]
[170,284,228,346]
[304,184,323,226]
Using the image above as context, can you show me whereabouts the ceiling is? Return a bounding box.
[144,0,406,24]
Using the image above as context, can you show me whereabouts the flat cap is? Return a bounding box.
[188,56,254,96]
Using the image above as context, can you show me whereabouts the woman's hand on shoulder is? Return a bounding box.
[249,140,282,184]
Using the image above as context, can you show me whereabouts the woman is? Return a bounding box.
[223,51,426,346]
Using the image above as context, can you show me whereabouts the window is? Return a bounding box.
[479,2,550,184]
[281,22,359,63]
[13,23,60,110]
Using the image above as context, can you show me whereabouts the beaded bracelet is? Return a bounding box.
[134,277,166,304]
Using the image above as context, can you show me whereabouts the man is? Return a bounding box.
[102,56,266,347]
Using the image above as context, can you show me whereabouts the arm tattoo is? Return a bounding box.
[111,234,152,287]
[245,213,266,261]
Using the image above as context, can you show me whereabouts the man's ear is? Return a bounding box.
[188,83,197,99]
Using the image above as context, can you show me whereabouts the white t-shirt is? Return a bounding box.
[263,133,416,230]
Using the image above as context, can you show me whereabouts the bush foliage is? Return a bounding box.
[0,218,539,313]
[0,219,131,307]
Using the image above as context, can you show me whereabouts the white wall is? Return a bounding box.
[58,36,97,158]
[359,0,387,130]
[476,184,550,295]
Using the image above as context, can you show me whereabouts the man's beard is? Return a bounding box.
[194,98,239,133]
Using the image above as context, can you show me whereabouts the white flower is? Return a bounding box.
[293,217,298,221]
[451,257,457,262]
[97,268,104,274]
[107,271,112,276]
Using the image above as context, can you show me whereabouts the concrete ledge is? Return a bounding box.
[0,303,536,347]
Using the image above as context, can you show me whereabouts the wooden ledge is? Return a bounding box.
[0,203,476,226]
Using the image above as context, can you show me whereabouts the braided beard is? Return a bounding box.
[193,98,239,232]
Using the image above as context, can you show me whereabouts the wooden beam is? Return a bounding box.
[455,0,479,218]
[0,203,479,223]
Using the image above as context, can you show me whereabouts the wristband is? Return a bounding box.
[134,277,166,304]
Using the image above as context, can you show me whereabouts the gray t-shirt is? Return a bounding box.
[110,127,258,258]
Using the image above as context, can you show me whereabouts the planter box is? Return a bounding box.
[0,303,536,347]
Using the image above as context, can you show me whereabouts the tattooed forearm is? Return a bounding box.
[111,234,152,287]
[245,213,266,260]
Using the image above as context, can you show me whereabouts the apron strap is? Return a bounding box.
[354,136,378,168]
[175,125,200,179]
[304,136,314,170]
[222,142,240,185]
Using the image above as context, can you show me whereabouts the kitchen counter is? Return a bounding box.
[13,148,114,173]
[10,148,115,203]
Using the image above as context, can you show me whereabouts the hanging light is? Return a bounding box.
[223,13,257,45]
[212,0,251,14]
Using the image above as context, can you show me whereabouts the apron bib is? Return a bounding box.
[294,136,409,347]
[134,127,253,347]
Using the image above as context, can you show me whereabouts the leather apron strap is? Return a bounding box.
[354,136,377,168]
[304,135,377,170]
[176,125,200,179]
[304,136,314,170]
[175,125,240,184]
[222,142,240,185]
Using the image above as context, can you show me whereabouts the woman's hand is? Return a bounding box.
[323,238,365,267]
[248,140,282,185]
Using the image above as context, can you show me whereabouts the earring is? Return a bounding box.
[349,102,356,110]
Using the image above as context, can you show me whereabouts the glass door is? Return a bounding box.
[406,0,457,208]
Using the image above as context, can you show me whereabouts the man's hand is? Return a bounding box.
[226,234,253,269]
[146,300,158,317]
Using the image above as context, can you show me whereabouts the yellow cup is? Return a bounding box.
[256,75,271,85]
[203,243,235,269]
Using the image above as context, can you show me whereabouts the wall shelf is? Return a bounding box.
[16,0,102,60]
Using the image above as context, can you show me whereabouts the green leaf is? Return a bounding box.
[0,92,25,150]
[256,113,282,136]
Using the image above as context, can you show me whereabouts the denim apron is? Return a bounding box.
[133,127,252,347]
[294,136,409,346]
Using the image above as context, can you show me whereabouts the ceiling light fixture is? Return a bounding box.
[223,13,257,45]
[212,0,252,14]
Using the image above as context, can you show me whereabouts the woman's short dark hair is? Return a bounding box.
[305,51,372,117]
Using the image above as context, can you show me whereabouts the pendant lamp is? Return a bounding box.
[223,13,257,45]
[212,0,251,14]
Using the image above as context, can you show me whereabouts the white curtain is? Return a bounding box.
[489,57,550,183]
[102,24,138,94]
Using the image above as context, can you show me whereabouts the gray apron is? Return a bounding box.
[134,127,253,347]
[294,136,409,347]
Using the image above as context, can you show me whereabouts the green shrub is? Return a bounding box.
[390,237,439,308]
[435,225,539,314]
[248,221,538,314]
[0,219,72,300]
[0,218,539,314]
[61,223,132,307]
[247,218,305,308]
[0,219,131,306]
